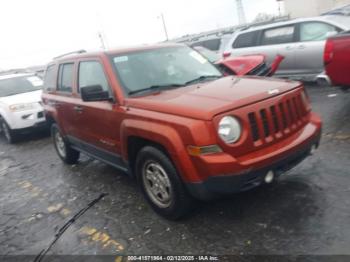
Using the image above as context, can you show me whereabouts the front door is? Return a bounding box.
[71,59,124,166]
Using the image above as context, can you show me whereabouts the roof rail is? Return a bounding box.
[53,49,87,60]
[239,15,291,31]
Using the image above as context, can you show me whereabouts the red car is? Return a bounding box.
[43,44,321,219]
[325,31,350,91]
[194,46,284,77]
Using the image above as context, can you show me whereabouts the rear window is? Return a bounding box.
[0,75,43,97]
[192,38,221,51]
[232,31,257,48]
[261,25,295,45]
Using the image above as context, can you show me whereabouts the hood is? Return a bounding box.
[216,55,265,76]
[125,76,302,120]
[0,90,43,105]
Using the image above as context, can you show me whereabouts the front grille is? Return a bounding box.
[247,93,308,143]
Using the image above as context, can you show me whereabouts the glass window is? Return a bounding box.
[111,46,222,95]
[261,26,295,45]
[78,61,109,93]
[43,65,56,91]
[233,31,257,48]
[192,38,221,51]
[0,75,43,97]
[300,22,339,42]
[58,63,74,92]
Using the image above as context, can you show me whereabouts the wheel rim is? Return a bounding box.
[2,122,11,142]
[142,161,173,208]
[55,131,66,158]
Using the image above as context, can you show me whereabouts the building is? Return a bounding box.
[283,0,350,18]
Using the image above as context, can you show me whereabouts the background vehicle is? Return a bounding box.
[324,31,350,90]
[190,34,232,54]
[43,45,321,220]
[225,15,350,82]
[0,73,46,143]
[194,46,284,77]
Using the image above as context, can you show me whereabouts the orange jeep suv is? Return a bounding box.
[42,44,322,219]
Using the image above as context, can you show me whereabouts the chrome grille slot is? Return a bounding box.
[260,109,270,137]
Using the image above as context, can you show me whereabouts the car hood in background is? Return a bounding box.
[216,55,265,76]
[125,76,302,120]
[0,90,43,105]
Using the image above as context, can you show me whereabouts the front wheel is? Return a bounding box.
[52,124,80,165]
[135,146,195,220]
[0,119,17,144]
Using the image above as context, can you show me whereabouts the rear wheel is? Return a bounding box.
[52,124,80,164]
[135,146,195,220]
[0,119,17,144]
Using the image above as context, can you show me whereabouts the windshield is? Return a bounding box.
[111,46,222,95]
[0,75,43,97]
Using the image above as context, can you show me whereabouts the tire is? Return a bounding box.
[0,119,17,144]
[135,146,195,220]
[51,124,80,165]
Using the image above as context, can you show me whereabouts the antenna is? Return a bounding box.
[236,0,247,25]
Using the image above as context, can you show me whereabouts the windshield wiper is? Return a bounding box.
[128,84,183,95]
[184,75,221,86]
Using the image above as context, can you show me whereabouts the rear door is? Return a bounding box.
[293,21,341,76]
[55,62,76,135]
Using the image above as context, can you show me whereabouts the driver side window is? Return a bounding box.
[78,61,110,93]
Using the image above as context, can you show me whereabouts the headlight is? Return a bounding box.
[9,103,36,112]
[218,116,242,144]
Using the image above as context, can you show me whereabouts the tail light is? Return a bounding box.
[324,40,334,65]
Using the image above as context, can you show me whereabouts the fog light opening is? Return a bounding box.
[265,170,275,184]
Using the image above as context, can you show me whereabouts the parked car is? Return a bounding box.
[0,73,46,143]
[194,46,284,77]
[324,31,350,90]
[225,15,350,82]
[42,45,322,219]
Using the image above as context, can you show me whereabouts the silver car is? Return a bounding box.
[224,15,350,82]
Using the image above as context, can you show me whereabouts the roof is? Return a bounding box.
[53,43,185,63]
[238,15,350,33]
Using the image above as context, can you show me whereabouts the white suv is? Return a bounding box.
[0,73,46,143]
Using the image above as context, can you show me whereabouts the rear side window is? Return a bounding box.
[192,38,221,51]
[78,61,109,93]
[261,26,295,45]
[300,22,340,42]
[232,31,257,48]
[58,63,74,92]
[43,65,56,91]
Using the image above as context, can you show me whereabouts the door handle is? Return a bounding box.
[298,45,306,49]
[73,105,84,113]
[285,46,294,51]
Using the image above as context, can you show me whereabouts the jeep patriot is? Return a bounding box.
[42,44,322,219]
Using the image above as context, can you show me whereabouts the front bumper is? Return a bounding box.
[7,108,46,130]
[185,114,322,200]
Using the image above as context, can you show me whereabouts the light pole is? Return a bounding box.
[158,13,169,41]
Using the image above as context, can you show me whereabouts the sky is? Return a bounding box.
[0,0,280,70]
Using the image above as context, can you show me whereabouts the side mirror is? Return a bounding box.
[80,85,111,102]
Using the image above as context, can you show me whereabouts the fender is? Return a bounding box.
[120,119,201,183]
